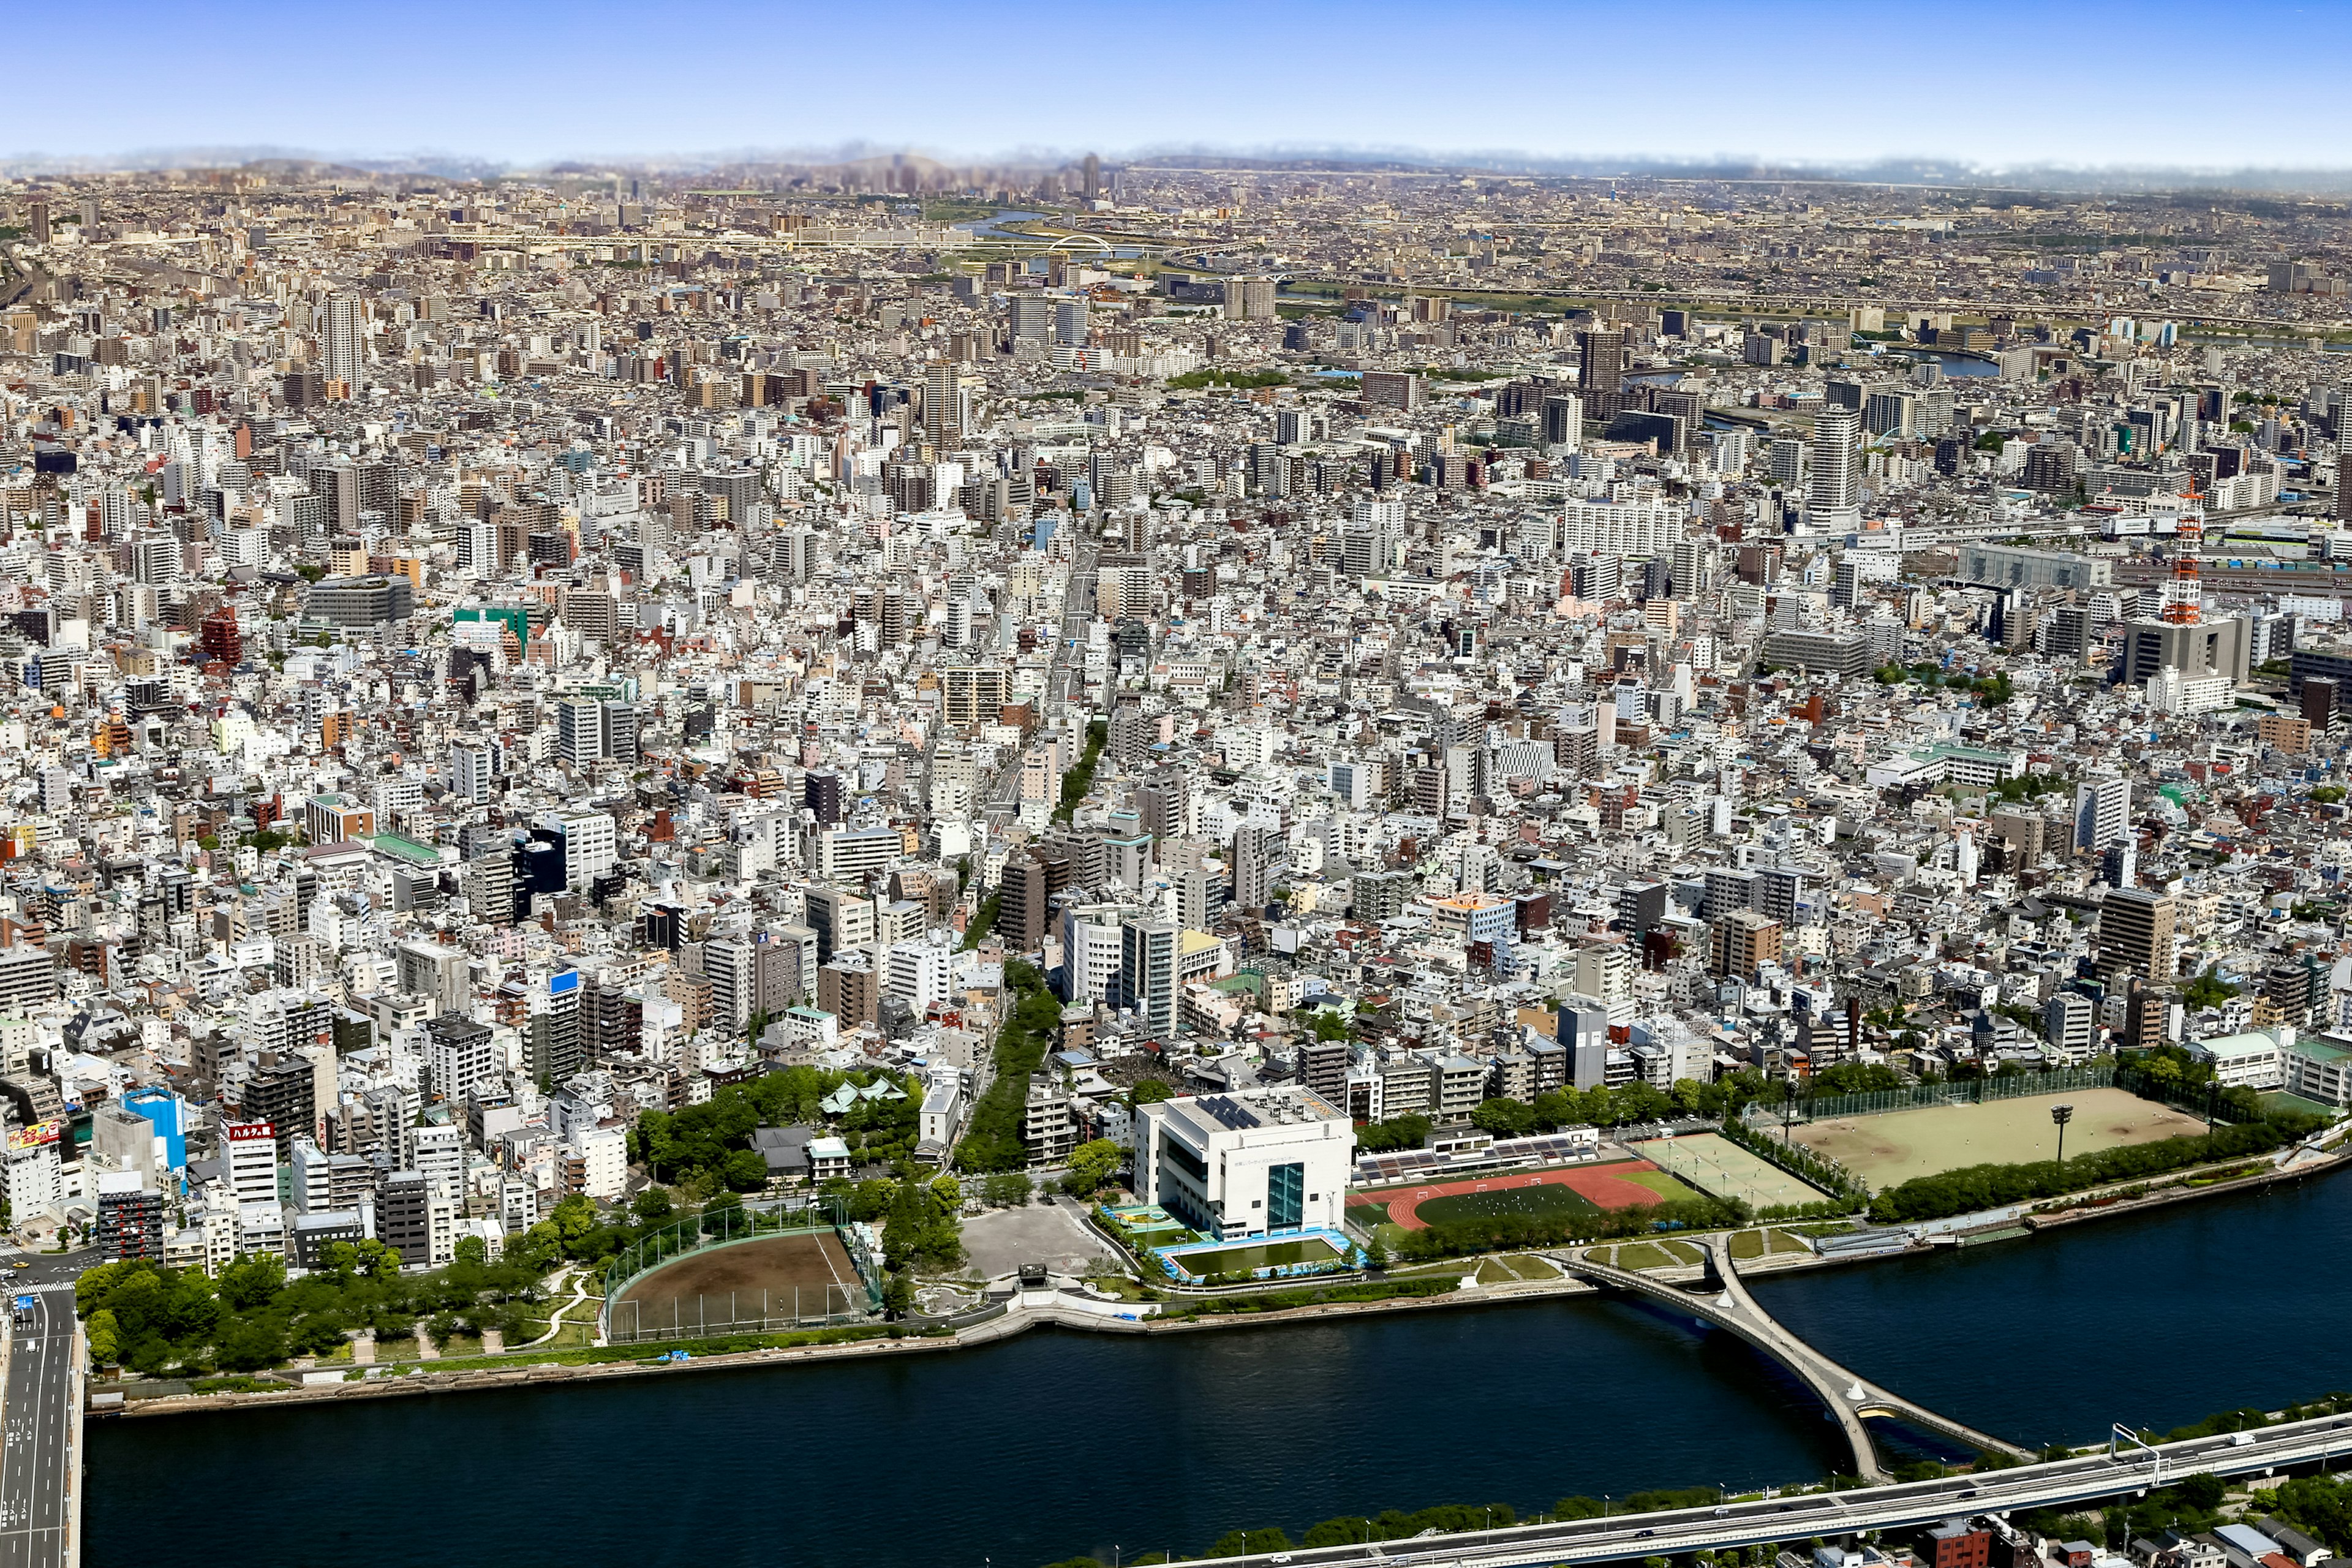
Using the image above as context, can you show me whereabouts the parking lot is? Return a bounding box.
[960,1197,1120,1281]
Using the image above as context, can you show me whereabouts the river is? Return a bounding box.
[85,1171,2352,1568]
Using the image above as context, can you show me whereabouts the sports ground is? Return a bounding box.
[1787,1086,2204,1186]
[611,1231,865,1338]
[1347,1159,1700,1233]
[1634,1131,1831,1210]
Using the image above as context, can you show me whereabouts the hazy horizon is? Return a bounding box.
[10,0,2352,183]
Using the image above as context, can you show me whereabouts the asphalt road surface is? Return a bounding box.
[0,1285,75,1568]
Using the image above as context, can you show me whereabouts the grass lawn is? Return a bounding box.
[1730,1227,1817,1261]
[511,1321,594,1350]
[1614,1239,1705,1271]
[1414,1183,1600,1228]
[1619,1167,1708,1204]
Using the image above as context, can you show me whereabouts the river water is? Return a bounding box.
[85,1171,2352,1568]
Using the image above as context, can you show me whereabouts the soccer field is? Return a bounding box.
[1788,1087,2206,1186]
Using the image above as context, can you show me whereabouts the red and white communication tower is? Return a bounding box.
[2159,510,2204,625]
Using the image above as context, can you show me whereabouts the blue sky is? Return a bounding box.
[9,0,2352,172]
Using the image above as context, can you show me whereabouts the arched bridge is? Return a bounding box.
[1554,1237,2032,1482]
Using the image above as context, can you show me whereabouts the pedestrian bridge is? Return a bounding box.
[1553,1237,2032,1482]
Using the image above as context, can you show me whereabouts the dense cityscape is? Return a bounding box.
[4,146,2352,1568]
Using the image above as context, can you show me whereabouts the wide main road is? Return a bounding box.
[1180,1412,2352,1568]
[0,1287,78,1568]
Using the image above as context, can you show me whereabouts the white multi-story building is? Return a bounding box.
[224,1120,279,1205]
[2074,773,2131,853]
[575,1126,628,1202]
[546,810,617,888]
[2188,1027,2288,1090]
[883,937,951,1014]
[4,1135,61,1221]
[1131,1085,1355,1242]
[1559,499,1679,559]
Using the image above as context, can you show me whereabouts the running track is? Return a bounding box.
[1371,1161,1672,1230]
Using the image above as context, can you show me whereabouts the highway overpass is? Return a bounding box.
[1173,1410,2352,1568]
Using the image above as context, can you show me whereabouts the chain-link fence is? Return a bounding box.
[599,1196,876,1344]
[606,1285,865,1345]
[1798,1066,2117,1123]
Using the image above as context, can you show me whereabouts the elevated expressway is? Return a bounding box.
[1181,1411,2352,1568]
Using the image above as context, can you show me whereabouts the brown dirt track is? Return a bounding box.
[614,1232,863,1330]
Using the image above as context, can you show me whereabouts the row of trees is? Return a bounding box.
[956,961,1059,1172]
[1360,1068,1815,1153]
[1866,1115,2306,1223]
[1717,1116,1868,1205]
[1389,1195,1749,1263]
[77,1240,548,1376]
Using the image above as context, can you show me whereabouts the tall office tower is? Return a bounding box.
[2097,888,2176,985]
[1577,328,1625,398]
[1081,153,1102,200]
[1054,298,1090,347]
[1804,406,1863,530]
[324,293,364,388]
[2073,773,2130,852]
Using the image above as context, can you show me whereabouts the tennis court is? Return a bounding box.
[1634,1132,1831,1210]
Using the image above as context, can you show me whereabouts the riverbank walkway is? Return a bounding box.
[1552,1235,2031,1480]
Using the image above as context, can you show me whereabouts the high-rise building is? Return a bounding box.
[1118,919,1178,1039]
[451,739,497,803]
[1578,328,1626,398]
[1231,825,1278,910]
[95,1171,164,1262]
[2097,888,2176,985]
[2073,774,2131,852]
[1805,406,1863,530]
[1222,277,1277,320]
[323,293,364,389]
[997,852,1052,953]
[1710,910,1783,979]
[556,698,605,769]
[706,938,756,1035]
